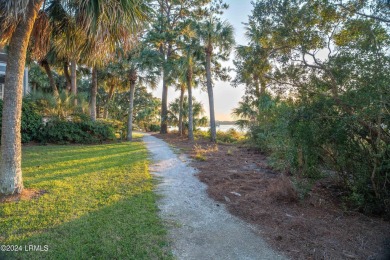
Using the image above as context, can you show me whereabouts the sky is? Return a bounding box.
[151,0,253,121]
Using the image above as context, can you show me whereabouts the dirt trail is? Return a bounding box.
[143,134,285,260]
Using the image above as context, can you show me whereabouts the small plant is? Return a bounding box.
[291,177,314,200]
[194,152,207,161]
[193,144,208,161]
[227,149,232,156]
[148,124,161,132]
[216,128,245,144]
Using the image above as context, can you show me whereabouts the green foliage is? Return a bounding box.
[194,128,244,144]
[149,124,161,132]
[239,93,390,216]
[216,129,244,144]
[98,118,126,139]
[234,0,390,217]
[97,85,161,131]
[0,100,43,143]
[21,101,43,143]
[37,119,115,144]
[26,91,89,119]
[168,95,208,132]
[0,143,172,259]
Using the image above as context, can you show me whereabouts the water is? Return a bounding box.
[168,124,247,133]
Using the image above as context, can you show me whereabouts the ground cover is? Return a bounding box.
[155,133,390,260]
[0,140,172,259]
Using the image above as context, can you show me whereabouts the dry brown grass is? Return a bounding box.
[193,144,219,161]
[264,176,298,203]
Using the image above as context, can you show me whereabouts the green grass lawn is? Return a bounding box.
[0,140,172,260]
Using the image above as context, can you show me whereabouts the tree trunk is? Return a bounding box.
[63,61,71,92]
[178,84,185,136]
[0,0,43,195]
[70,59,77,105]
[205,50,217,143]
[40,59,59,96]
[187,65,194,141]
[103,85,115,119]
[127,70,137,141]
[254,77,260,99]
[90,66,97,121]
[160,72,168,134]
[260,79,266,97]
[160,44,172,134]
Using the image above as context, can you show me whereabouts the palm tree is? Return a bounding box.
[197,17,235,143]
[173,80,186,136]
[178,21,203,141]
[0,0,148,195]
[232,95,258,129]
[168,96,208,133]
[47,0,149,119]
[233,24,271,101]
[0,0,44,195]
[146,0,211,134]
[27,91,89,119]
[126,48,160,141]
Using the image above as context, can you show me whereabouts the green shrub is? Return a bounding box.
[21,101,43,143]
[0,100,43,143]
[245,94,390,217]
[216,128,244,143]
[37,119,115,144]
[148,124,160,132]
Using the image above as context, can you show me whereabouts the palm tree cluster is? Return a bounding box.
[0,0,148,195]
[0,0,235,196]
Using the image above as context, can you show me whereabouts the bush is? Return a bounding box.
[216,128,244,143]
[21,101,43,143]
[37,119,115,144]
[0,100,43,143]
[98,118,126,139]
[246,94,390,217]
[148,124,160,132]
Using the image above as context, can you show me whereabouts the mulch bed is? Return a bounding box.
[154,133,390,260]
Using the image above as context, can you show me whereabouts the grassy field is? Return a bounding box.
[0,140,172,259]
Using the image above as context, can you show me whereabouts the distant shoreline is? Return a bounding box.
[216,121,236,125]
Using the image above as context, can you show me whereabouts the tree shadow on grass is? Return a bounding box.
[1,141,167,260]
[24,149,146,185]
[1,192,172,260]
[23,143,145,169]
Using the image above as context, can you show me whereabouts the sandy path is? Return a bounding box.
[144,134,286,260]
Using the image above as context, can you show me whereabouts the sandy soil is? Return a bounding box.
[144,134,286,260]
[154,133,390,260]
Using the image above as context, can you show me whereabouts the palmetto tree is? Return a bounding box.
[173,80,186,136]
[168,96,207,132]
[233,24,271,100]
[0,0,44,195]
[177,20,204,141]
[124,47,160,141]
[47,0,148,119]
[146,0,211,134]
[197,17,234,143]
[0,0,148,195]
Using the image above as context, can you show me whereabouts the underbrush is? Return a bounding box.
[38,119,115,144]
[194,128,246,144]
[243,94,390,217]
[193,143,218,161]
[0,100,42,143]
[0,99,117,145]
